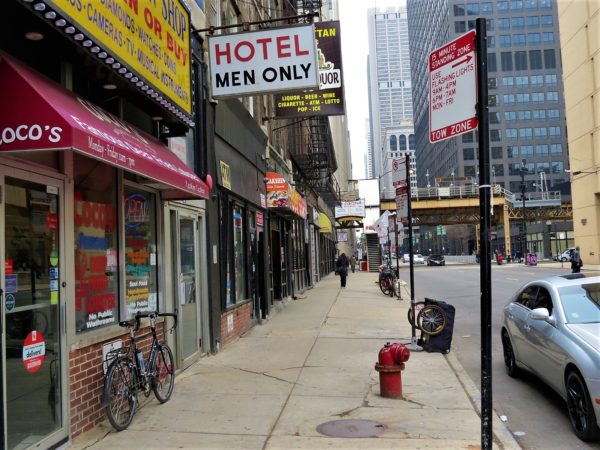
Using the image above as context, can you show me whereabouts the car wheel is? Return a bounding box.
[501,330,519,378]
[566,370,600,442]
[561,257,567,262]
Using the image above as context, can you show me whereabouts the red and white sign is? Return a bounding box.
[396,186,408,224]
[392,157,407,187]
[22,331,45,373]
[256,211,264,226]
[429,30,478,143]
[209,25,318,97]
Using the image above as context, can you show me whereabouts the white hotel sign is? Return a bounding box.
[208,25,319,97]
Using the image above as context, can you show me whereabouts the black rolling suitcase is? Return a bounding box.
[419,298,456,354]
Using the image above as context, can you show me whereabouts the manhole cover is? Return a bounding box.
[316,419,387,438]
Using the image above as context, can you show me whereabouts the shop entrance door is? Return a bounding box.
[171,210,206,368]
[1,171,67,450]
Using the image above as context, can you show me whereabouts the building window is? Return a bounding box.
[501,52,513,71]
[227,204,247,306]
[463,148,475,160]
[487,19,495,31]
[515,76,528,86]
[455,21,467,33]
[525,0,538,10]
[500,35,511,47]
[535,144,549,155]
[488,36,496,47]
[74,156,118,333]
[547,109,560,119]
[503,94,515,105]
[529,50,543,69]
[511,17,525,28]
[546,91,559,102]
[466,3,480,14]
[492,147,503,159]
[490,112,501,124]
[506,129,519,140]
[488,53,497,72]
[534,127,548,139]
[520,145,533,156]
[550,143,562,154]
[464,166,477,177]
[516,93,530,103]
[489,94,498,106]
[527,33,541,44]
[541,15,553,27]
[488,77,498,89]
[510,0,523,11]
[551,161,564,173]
[498,1,509,11]
[527,16,540,27]
[545,74,557,86]
[507,146,518,158]
[490,129,501,141]
[505,111,517,121]
[539,0,551,9]
[518,110,532,120]
[409,134,416,149]
[399,135,407,150]
[544,49,556,68]
[549,126,561,137]
[482,2,493,13]
[123,187,158,319]
[468,20,476,30]
[462,132,474,143]
[502,76,514,87]
[530,75,544,86]
[454,4,466,15]
[532,109,546,120]
[536,162,550,173]
[515,51,528,70]
[390,135,397,151]
[493,163,505,176]
[498,18,510,29]
[532,92,544,103]
[519,128,533,139]
[542,31,554,42]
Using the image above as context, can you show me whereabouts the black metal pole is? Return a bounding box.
[406,156,416,340]
[521,159,527,264]
[476,18,493,450]
[394,216,400,279]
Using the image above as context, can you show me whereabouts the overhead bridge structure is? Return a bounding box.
[380,185,571,252]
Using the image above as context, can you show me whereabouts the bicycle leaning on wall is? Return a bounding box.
[102,311,177,431]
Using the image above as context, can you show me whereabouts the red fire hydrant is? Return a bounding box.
[374,342,410,398]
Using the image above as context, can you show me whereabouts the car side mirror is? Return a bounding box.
[529,307,555,325]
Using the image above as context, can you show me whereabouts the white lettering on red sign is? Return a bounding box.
[429,31,478,143]
[22,331,46,373]
[0,124,63,146]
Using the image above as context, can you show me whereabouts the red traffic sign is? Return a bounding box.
[429,30,478,143]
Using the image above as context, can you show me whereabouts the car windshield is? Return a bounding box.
[558,283,600,324]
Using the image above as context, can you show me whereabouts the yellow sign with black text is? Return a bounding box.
[220,160,231,190]
[47,0,192,114]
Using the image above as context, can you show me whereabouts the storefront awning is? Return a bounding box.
[0,53,209,199]
[265,172,307,219]
[318,212,332,233]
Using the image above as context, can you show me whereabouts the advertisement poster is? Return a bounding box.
[274,21,345,117]
[74,198,117,331]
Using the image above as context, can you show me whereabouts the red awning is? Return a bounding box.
[0,53,209,199]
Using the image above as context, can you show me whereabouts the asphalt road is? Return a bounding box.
[406,263,600,450]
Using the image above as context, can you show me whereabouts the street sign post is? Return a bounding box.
[428,30,478,143]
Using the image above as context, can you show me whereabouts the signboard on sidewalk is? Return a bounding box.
[392,157,407,187]
[428,30,478,143]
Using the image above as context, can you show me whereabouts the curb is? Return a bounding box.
[445,350,522,450]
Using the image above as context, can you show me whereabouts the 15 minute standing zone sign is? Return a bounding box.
[428,30,478,143]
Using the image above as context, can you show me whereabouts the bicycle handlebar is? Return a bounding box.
[118,311,178,331]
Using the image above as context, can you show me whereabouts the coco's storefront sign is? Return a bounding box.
[44,0,192,115]
[209,25,319,97]
[265,172,307,219]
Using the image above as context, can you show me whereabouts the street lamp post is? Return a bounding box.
[520,159,527,263]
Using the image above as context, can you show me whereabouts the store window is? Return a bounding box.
[227,204,247,307]
[123,187,158,318]
[74,155,118,332]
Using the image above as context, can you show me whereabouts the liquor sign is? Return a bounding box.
[429,30,478,143]
[209,25,318,97]
[46,0,192,115]
[274,21,346,117]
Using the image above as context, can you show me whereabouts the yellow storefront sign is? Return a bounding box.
[220,160,231,190]
[318,212,332,233]
[47,0,192,114]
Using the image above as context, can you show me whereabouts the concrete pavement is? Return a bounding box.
[70,271,521,450]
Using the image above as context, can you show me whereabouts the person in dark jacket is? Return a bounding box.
[571,246,582,273]
[336,253,349,288]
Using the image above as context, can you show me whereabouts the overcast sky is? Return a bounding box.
[338,0,407,180]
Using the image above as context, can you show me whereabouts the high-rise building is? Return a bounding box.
[367,7,415,195]
[407,0,570,199]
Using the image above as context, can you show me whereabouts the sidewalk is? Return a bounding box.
[70,272,521,450]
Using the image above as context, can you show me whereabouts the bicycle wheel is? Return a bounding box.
[416,305,447,336]
[152,344,175,403]
[104,358,137,431]
[407,301,426,327]
[379,276,392,296]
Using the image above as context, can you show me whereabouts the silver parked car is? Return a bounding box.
[501,273,600,442]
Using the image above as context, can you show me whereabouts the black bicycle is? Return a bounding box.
[102,311,177,431]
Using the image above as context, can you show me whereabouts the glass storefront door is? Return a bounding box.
[1,172,66,449]
[170,211,204,367]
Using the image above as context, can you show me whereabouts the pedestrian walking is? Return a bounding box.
[350,255,357,273]
[571,246,582,273]
[336,253,349,288]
